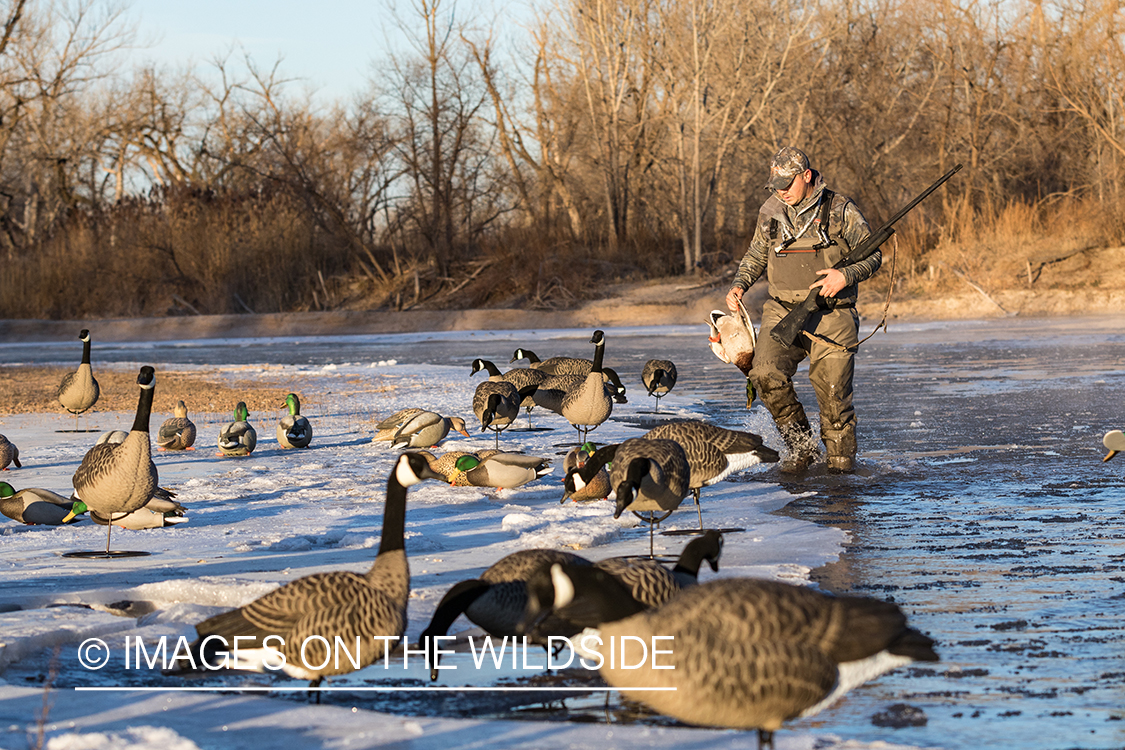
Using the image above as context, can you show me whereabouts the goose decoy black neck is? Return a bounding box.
[79,329,92,363]
[520,563,645,636]
[470,359,503,378]
[132,366,156,434]
[383,452,443,554]
[613,457,652,518]
[672,529,723,577]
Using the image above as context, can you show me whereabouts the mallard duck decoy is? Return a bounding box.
[0,435,21,471]
[1104,430,1125,461]
[179,452,444,696]
[560,330,614,444]
[389,411,470,449]
[277,393,313,449]
[0,482,79,525]
[641,359,678,412]
[218,402,257,457]
[57,329,100,429]
[448,452,552,489]
[157,400,197,451]
[520,564,938,749]
[372,408,428,442]
[68,366,159,555]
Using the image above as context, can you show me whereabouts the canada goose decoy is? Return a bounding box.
[644,420,780,527]
[601,367,629,404]
[1104,430,1125,461]
[519,531,723,642]
[448,452,552,489]
[156,400,197,451]
[0,435,20,471]
[559,442,610,502]
[559,330,614,444]
[641,359,678,413]
[66,366,159,557]
[522,565,938,749]
[470,358,551,428]
[0,482,80,525]
[179,452,443,696]
[389,411,470,450]
[419,548,595,680]
[472,380,521,448]
[57,329,100,430]
[372,408,428,442]
[509,348,592,377]
[564,438,690,556]
[218,402,257,457]
[277,393,313,449]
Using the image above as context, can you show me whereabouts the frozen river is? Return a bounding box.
[1,314,1123,749]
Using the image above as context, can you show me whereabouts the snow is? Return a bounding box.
[0,345,927,750]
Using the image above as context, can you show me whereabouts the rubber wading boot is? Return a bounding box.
[827,455,855,474]
[778,421,816,475]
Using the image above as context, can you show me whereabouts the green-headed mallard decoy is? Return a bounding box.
[180,452,444,698]
[68,366,159,554]
[57,328,100,429]
[277,393,313,449]
[448,452,551,490]
[218,401,257,457]
[157,400,197,451]
[0,434,21,471]
[0,482,80,525]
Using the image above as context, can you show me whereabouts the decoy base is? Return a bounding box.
[660,527,746,536]
[62,550,151,559]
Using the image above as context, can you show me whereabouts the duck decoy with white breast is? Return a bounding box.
[218,402,257,457]
[156,400,197,451]
[448,451,552,489]
[57,329,100,430]
[523,564,938,749]
[277,393,313,449]
[175,452,444,697]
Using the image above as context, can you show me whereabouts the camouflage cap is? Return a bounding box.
[765,146,810,191]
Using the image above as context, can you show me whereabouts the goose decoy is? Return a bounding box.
[644,420,779,527]
[67,366,159,556]
[519,531,723,642]
[0,435,20,471]
[218,402,257,457]
[509,348,592,377]
[418,548,595,680]
[641,359,678,413]
[520,564,938,750]
[470,358,551,428]
[372,408,428,442]
[601,367,629,404]
[179,452,444,695]
[448,452,552,489]
[0,482,80,525]
[57,328,100,429]
[472,380,521,448]
[156,400,197,451]
[559,330,614,444]
[277,393,313,449]
[564,438,690,556]
[1104,430,1125,461]
[389,411,470,450]
[559,442,610,502]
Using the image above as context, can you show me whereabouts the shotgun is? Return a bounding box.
[770,163,963,348]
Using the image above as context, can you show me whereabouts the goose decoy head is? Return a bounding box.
[396,451,446,486]
[78,329,90,342]
[590,330,605,345]
[284,393,301,414]
[138,366,155,388]
[470,359,486,376]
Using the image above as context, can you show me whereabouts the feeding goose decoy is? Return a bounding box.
[521,564,938,750]
[66,366,159,557]
[156,400,197,451]
[419,547,595,680]
[641,359,678,413]
[520,531,724,644]
[509,347,592,376]
[218,402,257,457]
[176,452,444,696]
[1103,430,1125,461]
[389,411,470,450]
[472,380,521,448]
[559,330,614,444]
[644,420,779,527]
[559,441,610,502]
[0,482,80,525]
[448,451,552,489]
[56,328,100,430]
[564,437,690,556]
[0,435,20,471]
[470,358,551,428]
[277,393,313,449]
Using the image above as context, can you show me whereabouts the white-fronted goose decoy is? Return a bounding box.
[448,451,551,489]
[641,359,678,412]
[521,564,938,750]
[277,393,313,449]
[0,482,79,525]
[218,402,257,457]
[67,366,159,555]
[644,419,779,526]
[180,452,444,696]
[156,400,197,451]
[389,411,470,450]
[472,380,521,448]
[57,329,100,429]
[1104,430,1125,461]
[559,330,614,444]
[0,435,20,471]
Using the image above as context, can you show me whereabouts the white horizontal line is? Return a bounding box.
[75,686,676,692]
